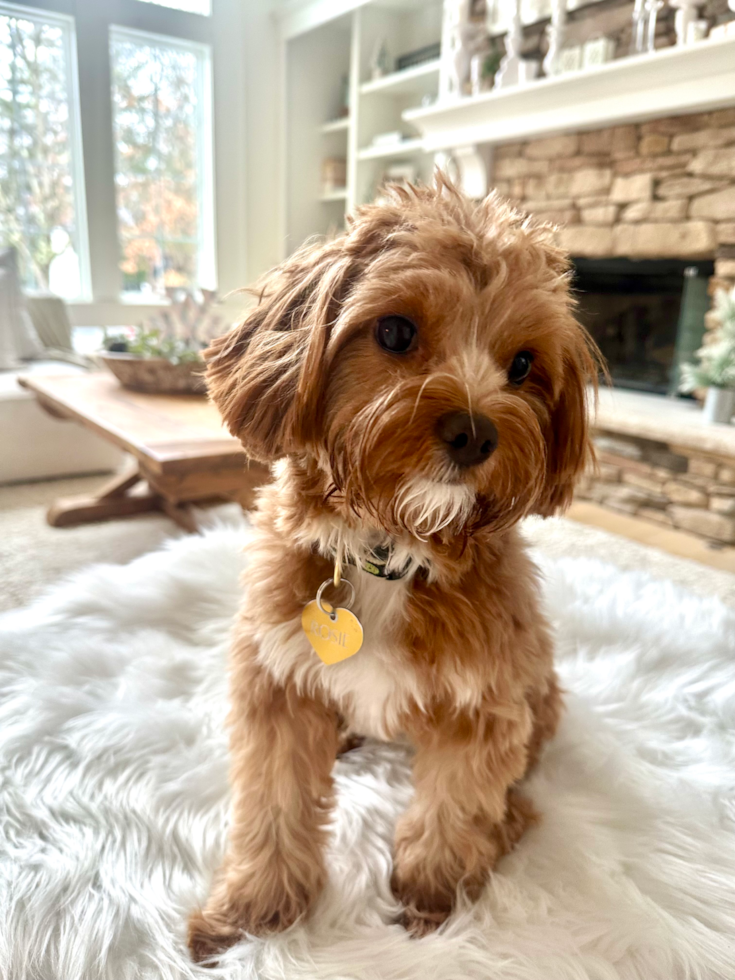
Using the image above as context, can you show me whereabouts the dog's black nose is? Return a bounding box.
[437,412,498,468]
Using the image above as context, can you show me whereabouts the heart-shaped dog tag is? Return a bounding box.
[302,597,364,665]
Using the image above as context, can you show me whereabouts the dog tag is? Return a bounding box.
[302,578,363,665]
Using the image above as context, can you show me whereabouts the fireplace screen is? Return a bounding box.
[571,258,713,395]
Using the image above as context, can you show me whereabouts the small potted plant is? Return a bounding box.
[101,289,223,395]
[680,285,735,425]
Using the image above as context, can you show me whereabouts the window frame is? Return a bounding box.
[135,0,212,16]
[109,22,216,299]
[0,0,251,325]
[0,0,92,299]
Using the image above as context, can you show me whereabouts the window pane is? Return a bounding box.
[134,0,211,18]
[0,3,87,298]
[111,28,214,298]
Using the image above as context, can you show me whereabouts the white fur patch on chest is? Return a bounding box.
[256,571,420,740]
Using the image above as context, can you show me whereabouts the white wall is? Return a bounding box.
[241,0,284,286]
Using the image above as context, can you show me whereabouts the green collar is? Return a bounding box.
[350,544,413,581]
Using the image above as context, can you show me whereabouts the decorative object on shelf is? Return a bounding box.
[518,58,540,83]
[470,39,504,96]
[470,53,484,96]
[543,0,567,77]
[371,131,404,147]
[440,0,485,99]
[369,38,391,80]
[702,385,735,425]
[322,156,347,194]
[669,0,700,45]
[630,0,648,53]
[680,286,735,425]
[101,290,222,395]
[644,0,665,52]
[396,41,441,73]
[582,36,616,67]
[494,0,523,89]
[687,18,708,41]
[558,44,583,73]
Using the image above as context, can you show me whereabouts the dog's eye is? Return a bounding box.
[375,316,417,354]
[508,351,534,385]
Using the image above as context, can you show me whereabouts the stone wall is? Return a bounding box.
[577,431,735,543]
[490,108,735,298]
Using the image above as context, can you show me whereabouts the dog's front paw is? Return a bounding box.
[391,869,453,938]
[397,903,450,938]
[187,882,312,962]
[188,906,243,964]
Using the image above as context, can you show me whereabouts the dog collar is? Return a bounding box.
[348,544,413,581]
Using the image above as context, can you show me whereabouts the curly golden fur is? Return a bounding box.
[188,177,600,962]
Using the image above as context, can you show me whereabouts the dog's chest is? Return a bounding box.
[321,572,418,739]
[257,569,419,740]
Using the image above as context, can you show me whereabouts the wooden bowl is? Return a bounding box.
[100,353,206,395]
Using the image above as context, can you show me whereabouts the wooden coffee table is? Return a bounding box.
[18,373,270,531]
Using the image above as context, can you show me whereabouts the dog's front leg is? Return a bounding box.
[188,644,339,961]
[392,704,531,936]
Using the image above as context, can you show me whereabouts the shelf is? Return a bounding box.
[320,188,348,202]
[360,59,441,99]
[357,137,425,161]
[403,37,735,151]
[320,116,350,134]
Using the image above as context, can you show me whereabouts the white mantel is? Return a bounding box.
[405,36,735,151]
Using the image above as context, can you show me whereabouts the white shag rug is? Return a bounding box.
[2,524,735,980]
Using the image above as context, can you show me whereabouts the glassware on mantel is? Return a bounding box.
[632,0,665,54]
[630,0,647,53]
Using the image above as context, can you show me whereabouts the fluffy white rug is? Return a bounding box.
[1,523,735,980]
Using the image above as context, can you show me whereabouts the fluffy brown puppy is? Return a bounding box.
[188,177,599,962]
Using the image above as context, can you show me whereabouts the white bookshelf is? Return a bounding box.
[320,187,349,201]
[320,116,351,134]
[280,0,443,256]
[356,137,424,161]
[359,58,441,97]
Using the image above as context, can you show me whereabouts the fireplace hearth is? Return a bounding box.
[571,258,713,395]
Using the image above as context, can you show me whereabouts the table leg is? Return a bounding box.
[46,466,161,528]
[159,498,199,534]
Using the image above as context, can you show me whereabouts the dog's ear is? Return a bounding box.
[205,239,357,462]
[536,327,600,516]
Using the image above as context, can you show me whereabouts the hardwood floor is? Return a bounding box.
[567,501,735,574]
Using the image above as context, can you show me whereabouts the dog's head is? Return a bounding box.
[207,178,599,540]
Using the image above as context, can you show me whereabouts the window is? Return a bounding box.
[110,26,214,297]
[0,2,88,298]
[135,0,211,15]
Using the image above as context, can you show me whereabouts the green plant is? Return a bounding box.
[103,290,223,365]
[680,285,735,392]
[482,45,503,81]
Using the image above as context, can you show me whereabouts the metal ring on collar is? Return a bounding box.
[316,577,355,619]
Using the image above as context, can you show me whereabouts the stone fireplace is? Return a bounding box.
[488,109,735,545]
[490,108,735,299]
[572,257,713,394]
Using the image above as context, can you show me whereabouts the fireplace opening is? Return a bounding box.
[571,258,714,395]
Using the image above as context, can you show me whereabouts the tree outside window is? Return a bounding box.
[0,3,87,298]
[111,27,214,298]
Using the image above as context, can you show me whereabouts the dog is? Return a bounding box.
[188,177,599,961]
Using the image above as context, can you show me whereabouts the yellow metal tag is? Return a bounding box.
[301,599,364,665]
